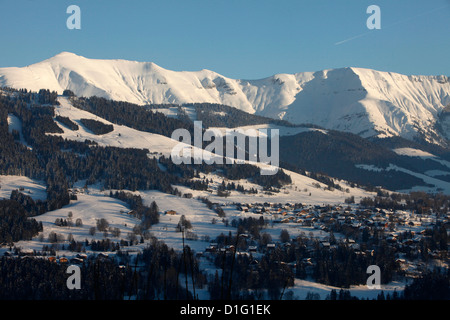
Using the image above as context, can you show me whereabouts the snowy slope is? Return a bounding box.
[0,95,376,259]
[0,175,47,201]
[51,96,373,204]
[281,68,450,143]
[1,52,449,144]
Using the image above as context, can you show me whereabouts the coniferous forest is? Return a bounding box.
[0,87,448,301]
[0,88,297,300]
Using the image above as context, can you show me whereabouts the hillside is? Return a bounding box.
[1,87,449,301]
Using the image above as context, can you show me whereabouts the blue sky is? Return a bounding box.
[0,0,449,79]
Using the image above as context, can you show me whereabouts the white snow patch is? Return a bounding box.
[0,175,47,201]
[393,147,436,158]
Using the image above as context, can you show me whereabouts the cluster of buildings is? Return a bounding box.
[236,201,449,234]
[230,201,449,275]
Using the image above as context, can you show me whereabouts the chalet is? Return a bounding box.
[421,217,433,226]
[225,245,235,253]
[320,241,330,248]
[76,253,88,260]
[21,249,34,256]
[59,257,68,264]
[249,259,259,270]
[350,222,361,228]
[70,257,84,264]
[238,205,249,212]
[408,220,421,226]
[206,243,218,252]
[402,239,414,246]
[165,210,177,215]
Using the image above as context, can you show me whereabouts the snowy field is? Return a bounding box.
[289,278,407,300]
[0,174,406,300]
[0,175,47,201]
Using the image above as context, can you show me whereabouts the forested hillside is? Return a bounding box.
[0,87,294,244]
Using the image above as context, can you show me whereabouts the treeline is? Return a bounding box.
[79,118,114,135]
[10,189,48,216]
[218,180,258,195]
[207,230,294,300]
[1,88,178,193]
[37,89,59,105]
[158,155,292,191]
[360,191,450,214]
[1,88,59,106]
[0,238,446,300]
[325,268,450,300]
[0,237,208,300]
[310,240,398,288]
[0,255,131,300]
[402,269,450,300]
[72,96,193,137]
[189,102,296,128]
[55,115,79,130]
[110,191,159,230]
[232,216,268,240]
[279,130,436,191]
[138,238,207,299]
[206,226,401,293]
[0,199,43,245]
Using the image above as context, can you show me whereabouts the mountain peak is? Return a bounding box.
[54,51,79,57]
[48,51,83,61]
[0,53,449,146]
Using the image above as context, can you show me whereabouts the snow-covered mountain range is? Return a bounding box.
[1,52,450,145]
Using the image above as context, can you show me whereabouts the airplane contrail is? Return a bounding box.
[335,4,449,46]
[335,31,372,46]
